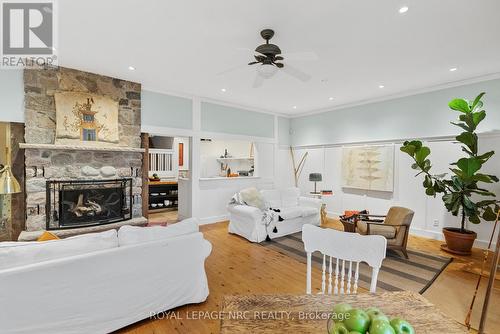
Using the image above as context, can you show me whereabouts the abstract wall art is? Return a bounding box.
[341,145,394,192]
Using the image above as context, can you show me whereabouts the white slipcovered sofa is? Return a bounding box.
[228,187,322,242]
[0,218,211,334]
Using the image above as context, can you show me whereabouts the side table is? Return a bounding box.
[308,192,333,226]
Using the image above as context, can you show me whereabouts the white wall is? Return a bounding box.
[0,70,24,123]
[198,141,275,224]
[277,135,500,248]
[291,78,500,147]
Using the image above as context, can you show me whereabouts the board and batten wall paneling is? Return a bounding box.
[141,90,193,129]
[201,102,275,138]
[278,135,500,248]
[0,70,24,123]
[290,78,500,147]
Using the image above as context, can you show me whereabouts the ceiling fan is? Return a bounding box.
[219,29,315,88]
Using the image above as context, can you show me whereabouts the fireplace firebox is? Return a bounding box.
[46,178,133,230]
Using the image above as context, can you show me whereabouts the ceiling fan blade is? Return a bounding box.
[248,61,260,65]
[274,56,284,61]
[285,51,318,61]
[252,73,264,88]
[281,64,311,82]
[274,62,284,68]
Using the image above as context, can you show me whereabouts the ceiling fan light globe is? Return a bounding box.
[257,64,278,78]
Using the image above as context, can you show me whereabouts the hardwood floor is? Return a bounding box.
[117,219,499,334]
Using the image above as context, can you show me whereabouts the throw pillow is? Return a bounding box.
[239,187,265,210]
[36,231,60,242]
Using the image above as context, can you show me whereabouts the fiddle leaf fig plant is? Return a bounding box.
[400,92,499,233]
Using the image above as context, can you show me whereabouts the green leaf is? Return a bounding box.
[471,92,485,110]
[423,175,433,188]
[477,151,495,163]
[469,189,496,197]
[449,98,471,113]
[459,114,476,131]
[471,173,494,183]
[488,174,499,182]
[415,146,431,164]
[472,110,486,126]
[450,122,471,132]
[457,157,482,176]
[476,200,497,207]
[425,187,436,196]
[482,206,498,221]
[469,215,481,224]
[455,132,477,154]
[400,140,423,156]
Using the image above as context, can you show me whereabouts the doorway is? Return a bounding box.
[147,135,190,224]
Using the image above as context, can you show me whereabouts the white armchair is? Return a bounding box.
[228,187,321,242]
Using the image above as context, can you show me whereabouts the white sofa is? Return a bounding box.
[228,187,321,242]
[0,218,212,334]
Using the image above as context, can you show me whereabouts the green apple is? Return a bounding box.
[390,318,415,334]
[328,321,350,334]
[365,307,390,323]
[343,309,370,333]
[332,303,353,322]
[370,319,396,334]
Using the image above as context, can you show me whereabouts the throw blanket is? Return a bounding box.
[229,193,278,239]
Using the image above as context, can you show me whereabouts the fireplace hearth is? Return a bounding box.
[46,179,133,230]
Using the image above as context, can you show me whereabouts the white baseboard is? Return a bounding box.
[198,214,229,225]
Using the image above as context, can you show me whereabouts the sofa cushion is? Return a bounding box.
[279,207,303,220]
[0,229,118,271]
[261,189,281,209]
[281,187,300,208]
[301,207,318,217]
[118,218,199,246]
[239,187,265,210]
[357,221,396,239]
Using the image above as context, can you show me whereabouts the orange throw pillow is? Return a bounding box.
[37,231,60,242]
[344,210,360,218]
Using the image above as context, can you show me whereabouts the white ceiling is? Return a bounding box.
[58,0,500,116]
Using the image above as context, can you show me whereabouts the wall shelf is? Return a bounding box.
[216,157,254,162]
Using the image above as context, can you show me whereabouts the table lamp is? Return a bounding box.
[309,173,322,194]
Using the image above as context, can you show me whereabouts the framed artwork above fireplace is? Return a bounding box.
[54,91,120,146]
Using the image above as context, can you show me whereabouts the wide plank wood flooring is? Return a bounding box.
[117,219,499,334]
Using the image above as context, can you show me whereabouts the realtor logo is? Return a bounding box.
[1,0,57,68]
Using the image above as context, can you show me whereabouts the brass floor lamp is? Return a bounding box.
[0,125,21,195]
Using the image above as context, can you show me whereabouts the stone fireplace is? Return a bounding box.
[18,66,147,241]
[46,178,133,230]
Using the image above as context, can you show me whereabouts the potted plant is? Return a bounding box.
[400,92,499,255]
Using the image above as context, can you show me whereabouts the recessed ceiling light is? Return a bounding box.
[379,85,385,89]
[221,88,227,92]
[399,6,409,14]
[128,66,135,71]
[292,106,297,109]
[449,67,458,72]
[329,97,334,101]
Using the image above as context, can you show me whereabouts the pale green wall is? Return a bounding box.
[0,70,24,123]
[201,102,274,138]
[278,116,290,145]
[291,79,500,146]
[141,90,193,129]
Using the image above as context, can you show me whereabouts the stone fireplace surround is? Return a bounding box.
[18,67,147,241]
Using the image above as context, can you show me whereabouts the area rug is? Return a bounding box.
[261,232,452,294]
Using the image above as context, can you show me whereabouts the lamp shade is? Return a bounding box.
[0,165,21,194]
[309,173,322,182]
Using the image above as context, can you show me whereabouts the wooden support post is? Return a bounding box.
[141,133,149,219]
[478,223,500,333]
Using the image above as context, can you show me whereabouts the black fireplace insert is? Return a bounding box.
[46,178,133,230]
